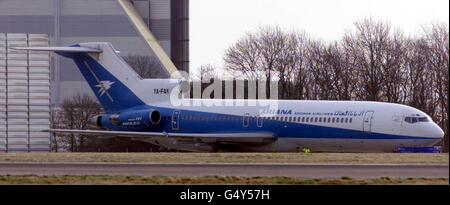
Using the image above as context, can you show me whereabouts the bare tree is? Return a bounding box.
[224,32,262,80]
[404,38,437,117]
[197,64,218,81]
[290,32,311,100]
[379,31,408,103]
[307,40,357,100]
[123,55,169,78]
[343,18,393,101]
[423,22,449,151]
[55,94,103,152]
[224,26,312,99]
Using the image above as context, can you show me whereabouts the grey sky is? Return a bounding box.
[189,0,449,76]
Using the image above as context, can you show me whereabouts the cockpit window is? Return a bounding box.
[405,117,413,123]
[405,116,429,124]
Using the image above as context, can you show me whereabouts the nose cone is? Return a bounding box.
[429,123,445,139]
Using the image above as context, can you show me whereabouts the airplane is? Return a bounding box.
[13,42,444,152]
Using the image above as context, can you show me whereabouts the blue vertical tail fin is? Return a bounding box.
[61,43,147,113]
[13,42,147,113]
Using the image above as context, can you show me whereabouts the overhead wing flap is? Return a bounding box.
[43,129,277,144]
[11,46,102,53]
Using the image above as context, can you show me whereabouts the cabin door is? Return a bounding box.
[257,116,263,127]
[363,111,374,133]
[172,110,180,130]
[243,113,249,127]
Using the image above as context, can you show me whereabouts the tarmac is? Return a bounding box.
[0,162,448,178]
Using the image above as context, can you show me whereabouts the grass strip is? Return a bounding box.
[0,153,448,164]
[0,175,448,185]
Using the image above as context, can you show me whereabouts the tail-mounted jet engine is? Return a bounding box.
[92,109,161,129]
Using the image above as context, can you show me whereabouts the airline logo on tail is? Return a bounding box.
[96,80,115,97]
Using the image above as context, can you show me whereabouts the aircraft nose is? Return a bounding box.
[429,123,444,139]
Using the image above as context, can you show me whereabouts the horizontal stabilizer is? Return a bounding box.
[11,46,102,53]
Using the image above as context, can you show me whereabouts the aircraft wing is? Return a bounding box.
[43,129,277,144]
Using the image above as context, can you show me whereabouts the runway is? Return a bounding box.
[0,162,448,178]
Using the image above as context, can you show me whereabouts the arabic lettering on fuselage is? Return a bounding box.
[294,110,364,116]
[261,109,364,116]
[260,109,364,116]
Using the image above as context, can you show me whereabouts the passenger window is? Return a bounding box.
[302,117,305,122]
[318,117,322,123]
[315,117,318,123]
[332,118,335,123]
[289,117,292,122]
[349,118,352,123]
[341,118,344,123]
[345,118,348,123]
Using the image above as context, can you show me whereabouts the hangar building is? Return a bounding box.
[0,0,189,106]
[0,0,188,152]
